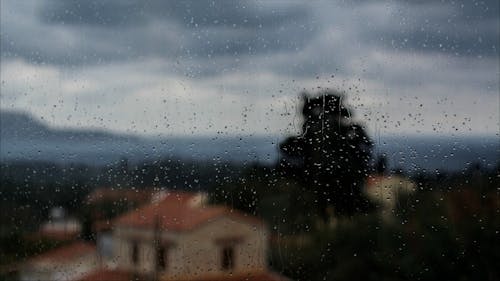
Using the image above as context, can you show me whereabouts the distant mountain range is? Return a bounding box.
[0,110,278,165]
[0,110,498,172]
[0,110,142,143]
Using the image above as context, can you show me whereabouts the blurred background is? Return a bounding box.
[1,1,499,281]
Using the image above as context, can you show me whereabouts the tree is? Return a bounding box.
[279,91,373,218]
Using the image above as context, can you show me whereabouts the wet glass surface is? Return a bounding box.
[1,1,498,281]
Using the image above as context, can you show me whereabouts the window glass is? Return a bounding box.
[156,246,166,270]
[221,246,234,271]
[131,241,139,265]
[0,1,498,281]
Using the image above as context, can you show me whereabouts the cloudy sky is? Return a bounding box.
[1,0,498,138]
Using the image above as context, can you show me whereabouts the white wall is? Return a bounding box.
[113,215,269,280]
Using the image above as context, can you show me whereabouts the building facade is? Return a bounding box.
[109,192,271,280]
[20,191,288,281]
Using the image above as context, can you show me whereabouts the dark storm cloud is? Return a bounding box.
[1,0,498,77]
[40,0,310,29]
[2,0,313,68]
[396,0,499,19]
[360,0,499,56]
[157,1,309,29]
[1,0,498,136]
[40,0,146,26]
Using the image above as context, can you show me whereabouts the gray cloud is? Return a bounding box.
[40,0,146,27]
[2,0,497,74]
[40,1,311,29]
[1,0,498,136]
[0,0,316,68]
[359,0,499,56]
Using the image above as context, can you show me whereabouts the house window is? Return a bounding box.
[221,246,234,270]
[156,246,166,270]
[131,241,139,265]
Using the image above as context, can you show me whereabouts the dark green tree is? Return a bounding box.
[279,91,373,218]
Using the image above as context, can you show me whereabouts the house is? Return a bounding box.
[38,207,82,241]
[364,174,416,220]
[85,187,158,255]
[84,191,288,281]
[103,191,286,280]
[19,191,289,281]
[19,242,99,281]
[76,269,288,281]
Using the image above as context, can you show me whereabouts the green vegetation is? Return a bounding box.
[279,91,373,218]
[266,167,499,281]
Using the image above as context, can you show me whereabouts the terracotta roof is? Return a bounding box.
[114,191,263,231]
[38,229,80,241]
[365,175,387,187]
[86,188,153,204]
[76,269,134,281]
[186,271,291,281]
[77,270,289,281]
[27,242,95,264]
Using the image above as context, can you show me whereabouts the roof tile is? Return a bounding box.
[114,192,262,231]
[27,242,95,264]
